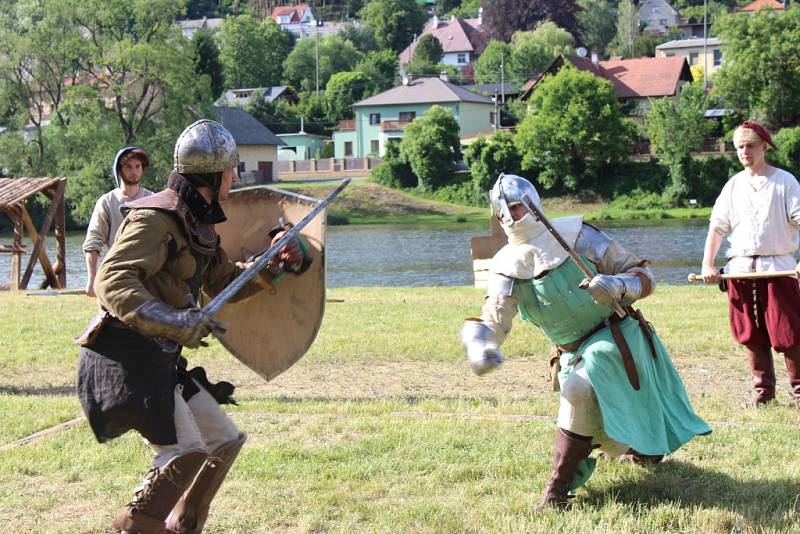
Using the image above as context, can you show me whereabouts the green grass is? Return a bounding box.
[1,286,799,532]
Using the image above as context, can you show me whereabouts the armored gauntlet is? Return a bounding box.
[579,267,655,307]
[134,300,227,349]
[461,319,504,375]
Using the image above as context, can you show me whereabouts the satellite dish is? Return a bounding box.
[577,47,588,58]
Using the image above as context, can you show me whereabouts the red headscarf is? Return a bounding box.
[740,120,777,149]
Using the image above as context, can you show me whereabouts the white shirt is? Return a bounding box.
[83,187,152,253]
[709,167,800,272]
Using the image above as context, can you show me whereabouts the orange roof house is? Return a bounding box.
[521,55,692,114]
[739,0,785,12]
[271,4,314,25]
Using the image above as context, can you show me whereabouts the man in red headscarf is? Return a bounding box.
[701,120,800,407]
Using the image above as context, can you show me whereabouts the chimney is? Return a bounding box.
[477,7,483,25]
[591,52,599,64]
[439,71,449,82]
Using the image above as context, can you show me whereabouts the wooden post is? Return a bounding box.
[19,180,64,289]
[53,179,66,288]
[10,206,22,290]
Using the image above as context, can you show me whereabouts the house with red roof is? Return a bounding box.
[271,4,315,25]
[520,55,692,116]
[739,0,785,12]
[398,13,489,72]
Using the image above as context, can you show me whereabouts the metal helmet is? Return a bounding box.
[490,173,541,225]
[173,119,240,174]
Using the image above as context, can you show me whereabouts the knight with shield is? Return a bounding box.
[74,119,332,533]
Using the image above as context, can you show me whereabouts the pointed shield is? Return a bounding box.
[211,185,327,381]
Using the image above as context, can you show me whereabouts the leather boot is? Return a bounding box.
[112,450,208,534]
[783,346,800,408]
[538,429,592,510]
[165,433,247,534]
[746,344,775,405]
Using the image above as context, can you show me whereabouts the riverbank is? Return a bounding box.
[1,286,799,532]
[276,179,712,224]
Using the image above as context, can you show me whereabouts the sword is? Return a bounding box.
[520,193,626,318]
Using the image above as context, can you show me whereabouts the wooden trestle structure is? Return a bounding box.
[0,177,67,290]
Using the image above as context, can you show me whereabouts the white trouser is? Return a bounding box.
[146,379,240,469]
[556,361,629,457]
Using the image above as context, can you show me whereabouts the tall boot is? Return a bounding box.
[165,433,247,534]
[538,429,592,510]
[783,346,800,408]
[746,344,775,405]
[112,450,208,534]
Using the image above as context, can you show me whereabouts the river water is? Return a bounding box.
[0,218,727,289]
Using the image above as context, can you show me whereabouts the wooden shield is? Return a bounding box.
[210,185,326,381]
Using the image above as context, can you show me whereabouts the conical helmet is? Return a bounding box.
[174,119,239,174]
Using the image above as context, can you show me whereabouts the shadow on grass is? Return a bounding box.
[0,384,74,396]
[583,459,800,528]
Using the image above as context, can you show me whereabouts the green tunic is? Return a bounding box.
[515,259,711,455]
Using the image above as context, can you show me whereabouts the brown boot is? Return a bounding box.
[165,434,246,534]
[746,344,775,405]
[538,429,592,510]
[112,450,208,534]
[783,346,800,408]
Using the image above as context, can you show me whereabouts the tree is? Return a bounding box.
[608,0,639,58]
[324,71,370,121]
[185,0,221,18]
[191,28,225,100]
[399,105,462,191]
[371,141,417,188]
[413,34,444,65]
[515,66,633,192]
[463,132,521,193]
[483,0,579,43]
[359,0,427,53]
[646,82,714,205]
[217,14,294,89]
[713,6,800,127]
[474,40,512,84]
[283,35,364,93]
[355,50,399,94]
[576,0,616,56]
[340,22,378,54]
[436,0,462,16]
[246,95,301,134]
[509,22,575,84]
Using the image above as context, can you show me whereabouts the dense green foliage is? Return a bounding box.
[770,127,800,174]
[508,22,575,83]
[399,105,462,191]
[218,15,293,89]
[474,40,512,84]
[283,35,363,93]
[371,141,417,188]
[324,71,371,121]
[483,0,579,42]
[576,0,616,56]
[713,6,800,128]
[359,0,427,53]
[515,66,633,192]
[191,28,225,100]
[608,0,639,58]
[463,132,522,193]
[355,50,399,94]
[647,83,715,205]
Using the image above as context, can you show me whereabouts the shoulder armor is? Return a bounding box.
[574,223,612,264]
[486,272,515,298]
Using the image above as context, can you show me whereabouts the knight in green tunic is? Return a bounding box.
[461,174,711,509]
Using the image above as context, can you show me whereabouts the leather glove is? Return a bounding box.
[134,300,227,349]
[461,319,504,375]
[266,228,312,276]
[579,274,625,307]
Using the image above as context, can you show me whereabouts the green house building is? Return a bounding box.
[332,76,496,159]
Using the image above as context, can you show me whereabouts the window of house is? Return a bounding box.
[457,53,467,64]
[489,111,496,127]
[344,141,353,157]
[713,49,722,66]
[398,111,416,121]
[370,140,379,154]
[665,52,674,57]
[689,52,699,65]
[238,162,246,174]
[369,113,381,125]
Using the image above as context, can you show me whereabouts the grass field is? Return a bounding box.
[1,285,799,533]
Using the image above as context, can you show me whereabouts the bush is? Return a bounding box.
[400,105,461,191]
[464,132,521,193]
[771,126,800,175]
[687,155,738,206]
[596,159,669,199]
[610,189,670,210]
[370,142,416,188]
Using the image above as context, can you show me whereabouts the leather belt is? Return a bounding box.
[555,307,658,391]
